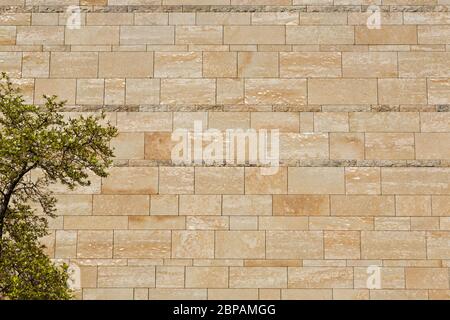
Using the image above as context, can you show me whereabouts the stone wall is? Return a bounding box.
[1,0,450,300]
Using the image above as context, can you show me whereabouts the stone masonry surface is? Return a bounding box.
[1,0,450,300]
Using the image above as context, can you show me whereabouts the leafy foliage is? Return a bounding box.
[0,73,117,299]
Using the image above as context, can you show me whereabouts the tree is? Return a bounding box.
[0,73,117,299]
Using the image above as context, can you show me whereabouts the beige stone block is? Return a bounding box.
[308,79,377,105]
[186,267,228,288]
[238,52,278,78]
[342,52,397,78]
[203,52,237,78]
[64,216,128,230]
[99,52,153,78]
[134,13,168,25]
[0,26,15,45]
[156,266,185,288]
[173,112,208,131]
[84,289,134,300]
[230,216,257,230]
[396,196,431,217]
[147,288,206,300]
[314,112,348,132]
[251,112,299,132]
[223,195,272,216]
[309,217,373,231]
[331,196,395,216]
[102,167,158,195]
[365,133,415,160]
[54,195,92,216]
[208,112,249,130]
[280,52,341,78]
[280,133,329,160]
[186,216,229,230]
[151,195,178,215]
[288,167,345,195]
[345,167,381,195]
[121,26,174,45]
[22,52,49,78]
[77,230,113,259]
[245,79,307,105]
[259,217,308,230]
[76,79,104,105]
[382,168,450,195]
[260,289,281,300]
[375,217,410,231]
[333,289,369,300]
[176,26,222,44]
[229,267,287,288]
[161,79,215,105]
[208,289,258,300]
[399,52,450,77]
[125,79,160,105]
[354,267,405,289]
[65,26,119,45]
[86,12,133,25]
[196,13,250,25]
[17,26,63,45]
[195,167,244,195]
[111,132,144,160]
[252,12,298,25]
[154,52,202,78]
[324,231,360,259]
[287,26,354,44]
[0,13,30,26]
[421,113,450,133]
[224,26,285,44]
[114,230,171,259]
[215,231,265,259]
[281,289,332,300]
[355,26,417,44]
[169,12,195,25]
[55,230,77,258]
[217,79,244,104]
[418,25,450,44]
[273,195,329,216]
[266,231,323,259]
[144,132,173,160]
[245,167,287,194]
[411,217,439,231]
[172,231,214,259]
[330,133,365,160]
[428,79,450,105]
[427,231,450,259]
[289,267,353,288]
[118,112,172,133]
[34,79,76,104]
[300,12,347,25]
[129,216,185,230]
[104,78,125,105]
[179,195,221,215]
[50,52,98,78]
[416,133,450,159]
[349,112,420,132]
[159,167,194,194]
[98,266,155,288]
[0,52,21,77]
[406,268,449,289]
[361,231,426,259]
[432,196,450,217]
[379,79,427,105]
